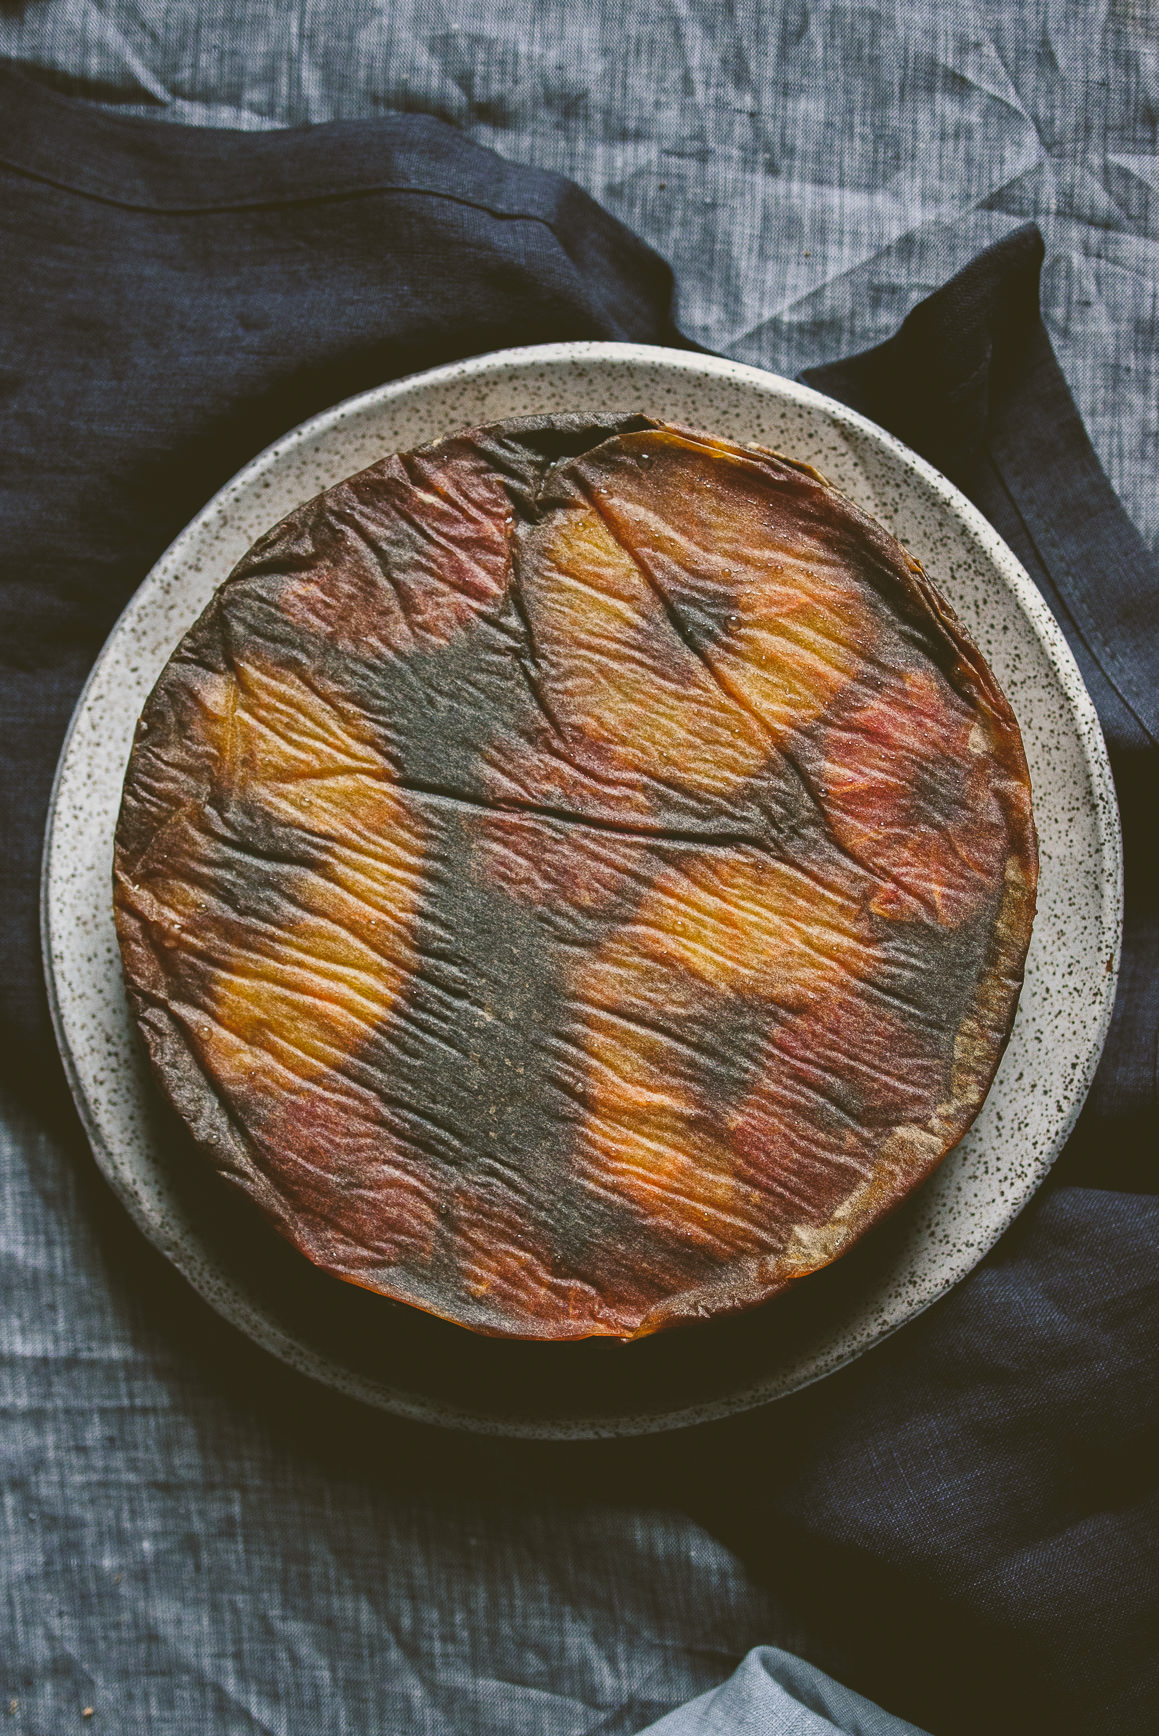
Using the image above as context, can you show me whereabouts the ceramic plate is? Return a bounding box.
[41,343,1121,1438]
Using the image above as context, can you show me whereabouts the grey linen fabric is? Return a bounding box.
[1,5,1155,1733]
[1,1077,795,1732]
[640,1649,930,1735]
[2,0,1156,559]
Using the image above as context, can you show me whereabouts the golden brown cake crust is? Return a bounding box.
[113,414,1037,1339]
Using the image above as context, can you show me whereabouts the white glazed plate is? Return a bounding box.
[42,343,1122,1438]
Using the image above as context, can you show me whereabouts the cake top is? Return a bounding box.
[113,414,1037,1339]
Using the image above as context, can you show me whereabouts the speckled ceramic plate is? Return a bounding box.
[42,344,1121,1438]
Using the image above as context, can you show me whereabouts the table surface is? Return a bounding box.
[3,0,1156,565]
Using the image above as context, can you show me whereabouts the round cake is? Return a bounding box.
[113,413,1037,1340]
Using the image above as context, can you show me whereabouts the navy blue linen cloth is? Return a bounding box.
[1,63,1155,1736]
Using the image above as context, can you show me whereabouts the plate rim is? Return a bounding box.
[41,339,1123,1438]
